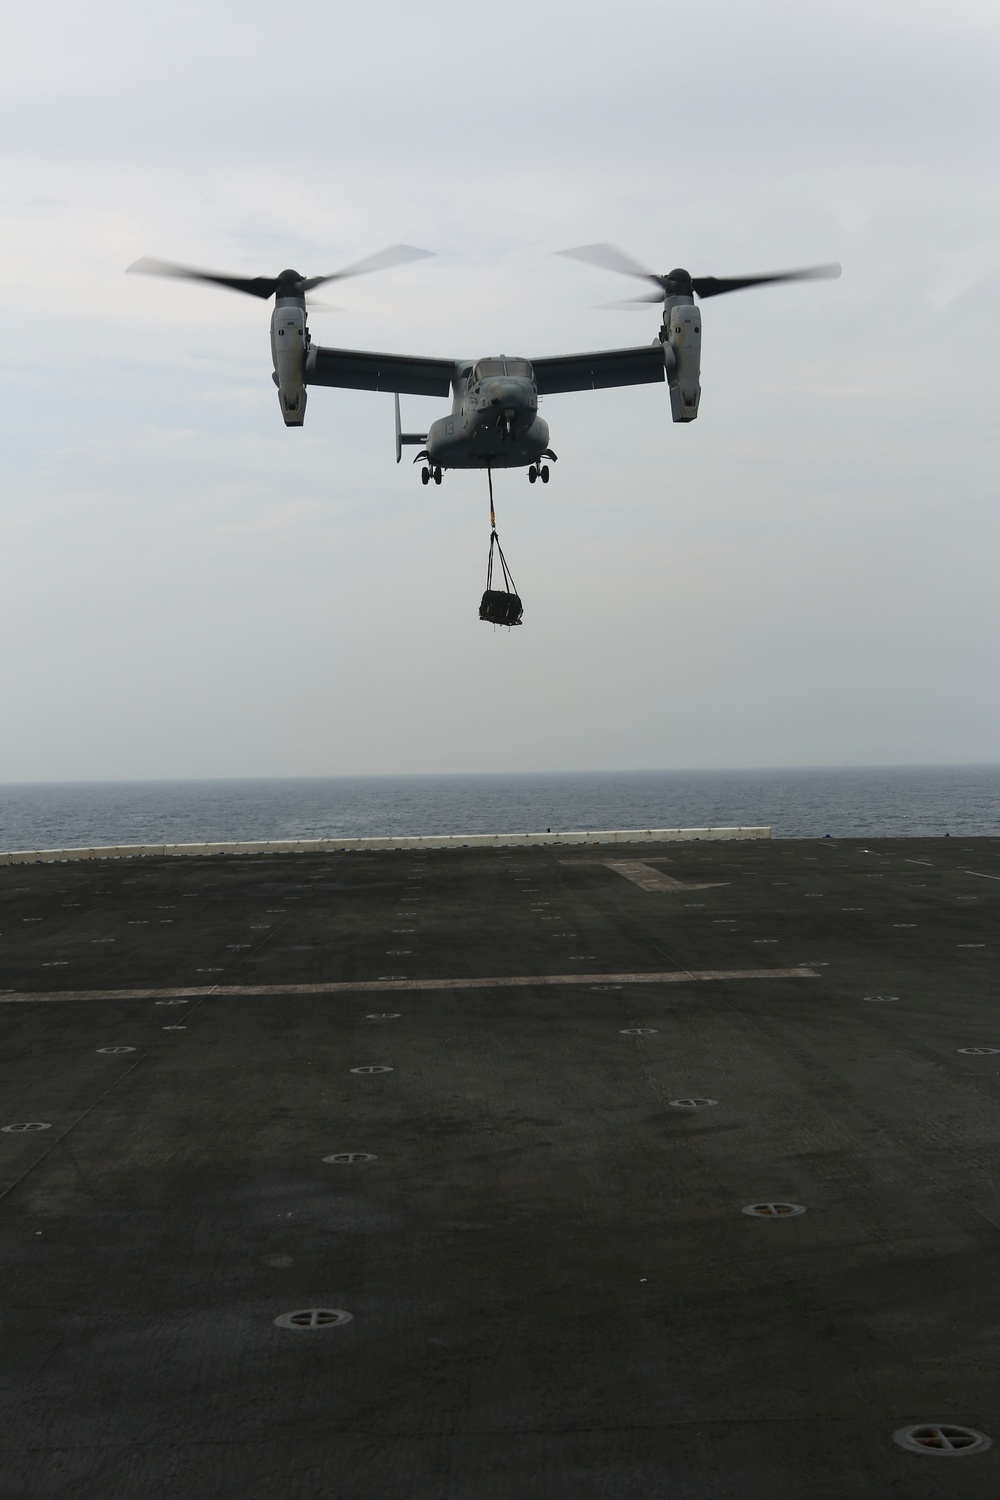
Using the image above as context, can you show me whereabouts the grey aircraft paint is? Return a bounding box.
[128,247,840,480]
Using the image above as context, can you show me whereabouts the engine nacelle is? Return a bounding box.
[663,298,701,422]
[270,302,307,427]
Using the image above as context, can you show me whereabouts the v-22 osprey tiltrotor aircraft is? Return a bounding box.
[128,244,840,486]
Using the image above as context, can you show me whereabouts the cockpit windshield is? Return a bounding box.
[470,357,535,383]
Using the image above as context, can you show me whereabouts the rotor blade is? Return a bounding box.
[599,292,666,309]
[302,244,435,291]
[557,243,663,286]
[304,298,344,312]
[692,263,842,298]
[126,257,278,299]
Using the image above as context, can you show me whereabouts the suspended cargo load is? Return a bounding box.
[480,528,522,628]
[480,587,523,627]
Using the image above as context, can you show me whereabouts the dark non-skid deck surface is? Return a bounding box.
[2,837,1000,1497]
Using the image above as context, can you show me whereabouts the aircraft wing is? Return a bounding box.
[531,344,665,395]
[305,344,455,398]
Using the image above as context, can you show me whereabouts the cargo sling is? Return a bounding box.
[479,471,523,627]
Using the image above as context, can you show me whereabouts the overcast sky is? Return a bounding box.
[1,0,998,780]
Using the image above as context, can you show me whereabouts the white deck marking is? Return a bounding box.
[0,967,818,1003]
[561,858,728,893]
[964,870,1000,882]
[0,827,771,864]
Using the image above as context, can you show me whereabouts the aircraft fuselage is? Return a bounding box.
[425,361,550,470]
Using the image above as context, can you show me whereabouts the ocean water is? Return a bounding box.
[0,767,998,850]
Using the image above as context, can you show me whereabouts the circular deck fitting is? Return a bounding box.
[742,1202,806,1218]
[350,1065,393,1074]
[274,1308,353,1330]
[97,1046,136,1055]
[2,1122,51,1133]
[864,995,898,1002]
[670,1098,718,1109]
[366,1013,401,1020]
[958,1047,1000,1055]
[620,1027,658,1035]
[323,1152,377,1164]
[892,1424,991,1456]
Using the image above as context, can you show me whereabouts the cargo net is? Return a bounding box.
[479,472,522,627]
[480,530,522,627]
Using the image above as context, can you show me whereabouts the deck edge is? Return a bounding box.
[0,826,772,864]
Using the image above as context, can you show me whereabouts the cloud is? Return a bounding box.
[0,0,998,778]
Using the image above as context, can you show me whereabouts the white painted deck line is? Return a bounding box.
[600,860,689,891]
[0,967,817,1003]
[562,858,730,893]
[0,827,772,866]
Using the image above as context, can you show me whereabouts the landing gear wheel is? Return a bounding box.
[540,465,550,484]
[528,466,538,484]
[433,467,442,486]
[421,466,430,486]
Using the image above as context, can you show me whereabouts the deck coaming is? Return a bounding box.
[2,837,1000,1497]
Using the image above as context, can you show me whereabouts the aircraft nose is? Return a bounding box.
[489,378,530,406]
